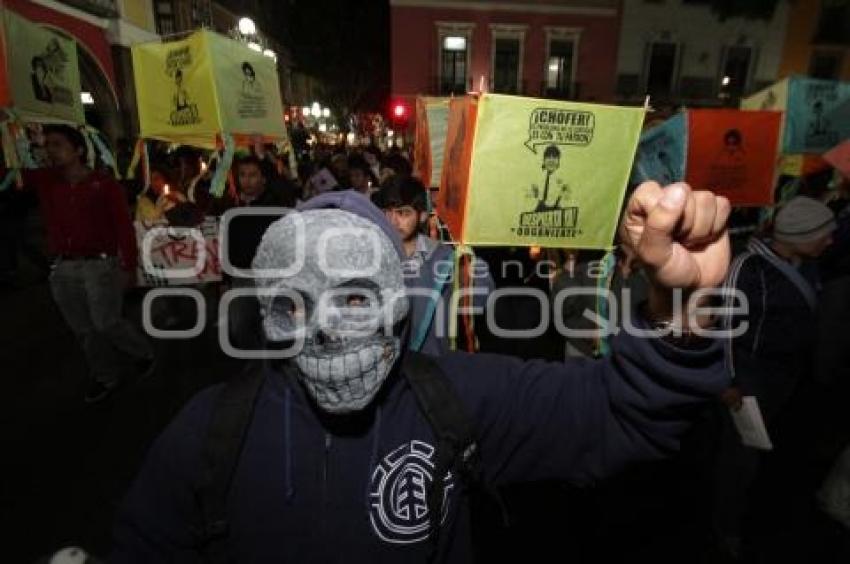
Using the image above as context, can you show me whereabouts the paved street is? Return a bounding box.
[1,280,242,561]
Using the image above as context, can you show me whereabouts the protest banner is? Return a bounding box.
[742,76,850,154]
[633,109,781,206]
[630,112,687,187]
[686,109,782,206]
[131,30,287,149]
[437,95,478,241]
[438,93,644,250]
[413,97,450,187]
[1,10,84,124]
[136,217,221,286]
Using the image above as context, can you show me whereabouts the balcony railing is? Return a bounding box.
[540,82,580,101]
[58,0,118,18]
[488,77,530,96]
[615,73,766,107]
[427,77,581,99]
[432,75,475,96]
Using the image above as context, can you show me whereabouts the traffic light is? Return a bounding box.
[390,101,410,125]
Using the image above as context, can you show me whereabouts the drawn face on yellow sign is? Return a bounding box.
[542,144,561,174]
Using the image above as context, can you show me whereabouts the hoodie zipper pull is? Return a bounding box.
[322,432,332,495]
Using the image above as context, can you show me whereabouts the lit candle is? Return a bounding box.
[200,160,208,173]
[163,184,170,195]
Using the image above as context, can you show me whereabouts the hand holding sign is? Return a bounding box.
[619,181,731,319]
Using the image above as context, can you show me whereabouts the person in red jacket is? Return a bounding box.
[30,125,154,403]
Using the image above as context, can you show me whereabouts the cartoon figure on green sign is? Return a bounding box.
[515,143,580,239]
[30,38,71,106]
[533,144,571,212]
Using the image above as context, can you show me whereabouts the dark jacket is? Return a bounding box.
[728,239,819,422]
[111,190,729,562]
[111,331,727,563]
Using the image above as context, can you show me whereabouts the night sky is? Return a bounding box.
[247,0,391,115]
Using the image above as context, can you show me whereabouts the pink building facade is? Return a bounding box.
[390,0,622,106]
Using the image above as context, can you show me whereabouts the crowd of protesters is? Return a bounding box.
[3,120,850,563]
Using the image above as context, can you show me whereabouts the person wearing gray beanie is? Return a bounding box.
[714,195,836,558]
[772,196,837,258]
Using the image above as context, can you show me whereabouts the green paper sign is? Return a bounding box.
[463,94,645,249]
[5,10,84,123]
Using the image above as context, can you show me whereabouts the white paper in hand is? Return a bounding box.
[731,396,773,450]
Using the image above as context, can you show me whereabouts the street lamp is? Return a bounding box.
[311,102,321,116]
[238,17,257,36]
[322,107,331,118]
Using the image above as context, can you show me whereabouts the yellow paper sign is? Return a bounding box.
[132,30,286,148]
[460,94,645,249]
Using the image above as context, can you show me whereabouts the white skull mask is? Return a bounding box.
[252,209,409,413]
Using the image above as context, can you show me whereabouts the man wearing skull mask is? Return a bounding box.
[113,183,732,562]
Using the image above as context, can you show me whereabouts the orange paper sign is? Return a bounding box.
[437,96,478,241]
[685,109,782,206]
[413,97,432,186]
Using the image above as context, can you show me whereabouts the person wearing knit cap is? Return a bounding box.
[713,196,836,559]
[114,183,736,562]
[772,196,836,258]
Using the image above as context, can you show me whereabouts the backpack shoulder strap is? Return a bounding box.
[194,361,266,563]
[402,351,480,554]
[403,351,479,470]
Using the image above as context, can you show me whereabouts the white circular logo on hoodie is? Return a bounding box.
[368,440,454,544]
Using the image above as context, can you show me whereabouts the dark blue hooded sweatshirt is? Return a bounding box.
[111,191,729,563]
